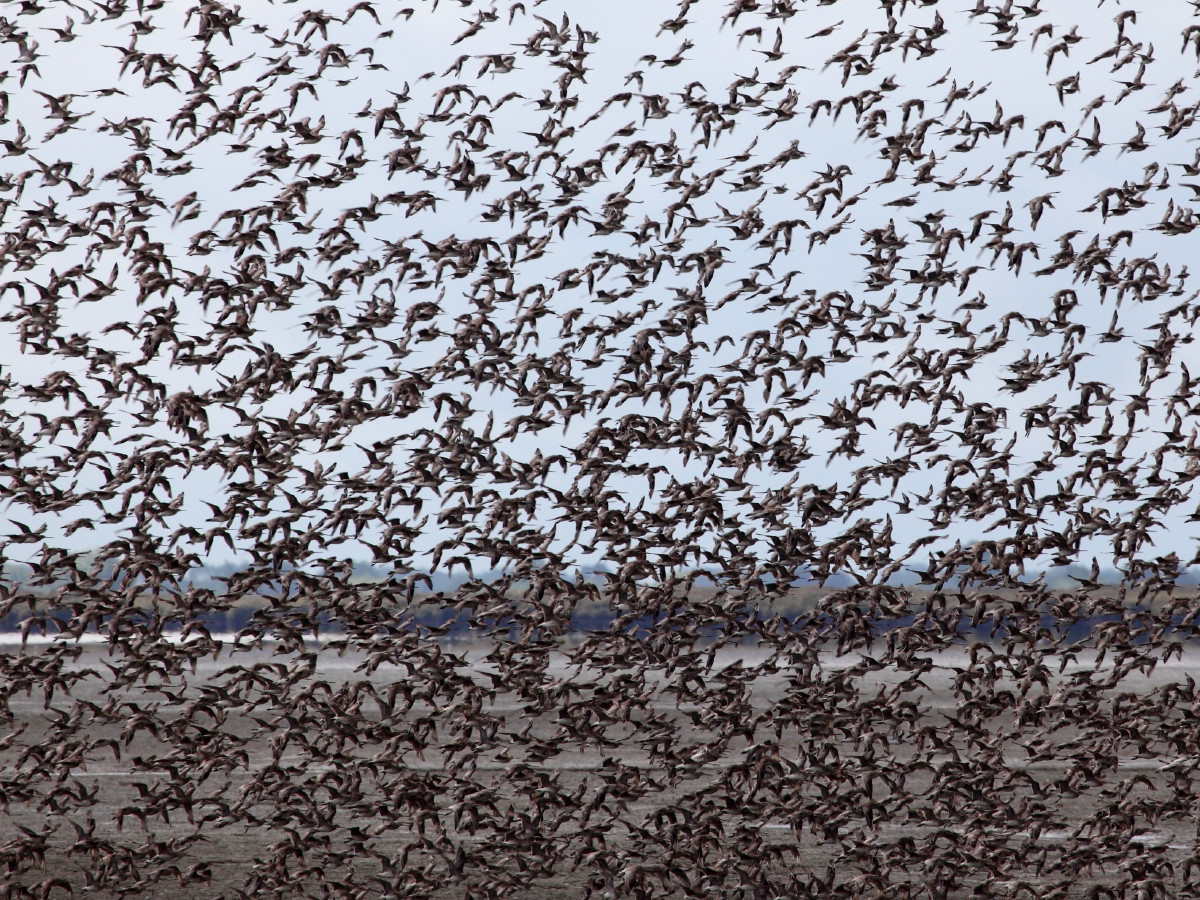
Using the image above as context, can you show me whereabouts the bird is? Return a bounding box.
[0,1,1195,898]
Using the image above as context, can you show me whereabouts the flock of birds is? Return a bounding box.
[1,0,1200,897]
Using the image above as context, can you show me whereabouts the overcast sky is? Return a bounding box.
[3,0,1199,581]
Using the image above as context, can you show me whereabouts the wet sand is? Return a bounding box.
[0,639,1197,899]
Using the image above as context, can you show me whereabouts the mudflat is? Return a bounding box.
[0,638,1195,899]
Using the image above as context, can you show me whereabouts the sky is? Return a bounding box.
[2,0,1200,586]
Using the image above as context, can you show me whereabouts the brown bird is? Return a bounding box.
[0,1,1195,898]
